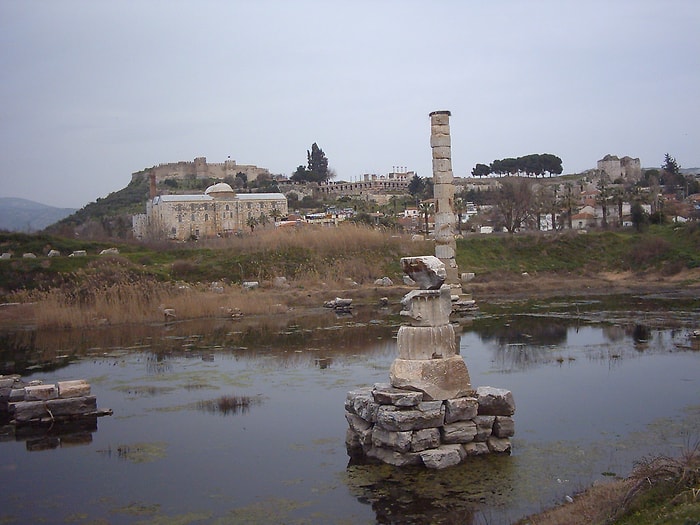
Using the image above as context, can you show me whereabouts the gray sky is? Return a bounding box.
[1,0,698,208]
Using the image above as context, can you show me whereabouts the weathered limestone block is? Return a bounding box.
[400,289,452,327]
[345,412,371,434]
[433,178,454,192]
[430,111,451,126]
[366,446,422,467]
[400,256,446,290]
[434,244,456,260]
[420,444,465,469]
[24,384,58,401]
[46,396,97,417]
[375,403,444,432]
[432,158,453,176]
[372,384,423,407]
[345,423,373,449]
[441,420,477,444]
[396,325,456,360]
[463,442,490,456]
[434,216,454,237]
[430,121,450,134]
[411,428,441,452]
[493,416,515,438]
[58,380,90,399]
[433,176,454,192]
[9,389,25,402]
[474,415,495,441]
[487,437,512,454]
[431,146,451,159]
[390,355,472,401]
[430,134,451,148]
[444,397,479,423]
[11,401,50,422]
[345,428,361,450]
[0,376,19,389]
[345,387,372,412]
[372,428,412,453]
[477,386,516,416]
[345,389,380,422]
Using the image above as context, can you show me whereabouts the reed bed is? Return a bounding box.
[11,275,289,329]
[193,222,429,257]
[6,225,433,329]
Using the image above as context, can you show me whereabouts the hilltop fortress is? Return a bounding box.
[131,156,271,184]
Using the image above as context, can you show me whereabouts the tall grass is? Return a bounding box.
[6,225,431,329]
[194,223,415,255]
[9,256,289,329]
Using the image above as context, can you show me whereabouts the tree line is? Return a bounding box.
[471,154,563,178]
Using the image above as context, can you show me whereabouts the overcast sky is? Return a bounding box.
[1,1,698,208]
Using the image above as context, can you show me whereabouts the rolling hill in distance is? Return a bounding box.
[0,198,77,232]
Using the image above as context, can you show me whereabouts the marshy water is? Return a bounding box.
[1,296,699,524]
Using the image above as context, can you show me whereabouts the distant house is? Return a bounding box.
[571,211,596,230]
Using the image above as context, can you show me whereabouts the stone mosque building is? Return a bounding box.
[133,181,287,241]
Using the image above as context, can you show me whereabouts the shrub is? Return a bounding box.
[628,237,671,268]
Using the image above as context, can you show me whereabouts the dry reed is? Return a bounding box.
[11,278,288,329]
[8,225,432,329]
[518,443,700,524]
[194,222,427,256]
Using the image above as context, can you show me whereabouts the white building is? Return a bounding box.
[133,182,287,240]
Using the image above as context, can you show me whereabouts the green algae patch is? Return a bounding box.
[97,442,168,464]
[215,497,314,525]
[112,384,176,397]
[112,502,160,516]
[134,511,212,525]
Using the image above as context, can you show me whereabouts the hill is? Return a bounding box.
[44,176,149,238]
[0,198,77,232]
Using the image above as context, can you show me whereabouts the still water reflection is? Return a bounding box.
[1,308,699,524]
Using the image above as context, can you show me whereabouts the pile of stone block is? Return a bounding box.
[345,255,516,469]
[0,375,111,425]
[345,383,514,469]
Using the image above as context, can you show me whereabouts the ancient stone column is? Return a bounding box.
[429,110,459,285]
[389,256,472,400]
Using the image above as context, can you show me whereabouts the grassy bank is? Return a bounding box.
[457,223,700,276]
[517,444,700,524]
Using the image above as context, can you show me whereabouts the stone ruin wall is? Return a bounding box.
[597,155,642,182]
[131,157,271,184]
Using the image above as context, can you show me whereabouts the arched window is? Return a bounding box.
[205,214,209,221]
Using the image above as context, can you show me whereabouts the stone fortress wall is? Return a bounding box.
[315,169,413,198]
[597,154,642,182]
[131,157,271,184]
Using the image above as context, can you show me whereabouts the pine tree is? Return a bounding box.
[306,143,329,183]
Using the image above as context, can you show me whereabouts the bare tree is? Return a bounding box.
[495,177,534,233]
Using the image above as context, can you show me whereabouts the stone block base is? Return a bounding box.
[389,356,472,401]
[346,384,515,469]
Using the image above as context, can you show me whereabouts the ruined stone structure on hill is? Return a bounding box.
[597,154,642,182]
[131,156,271,184]
[315,170,414,200]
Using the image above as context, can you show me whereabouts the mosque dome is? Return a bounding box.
[204,182,235,195]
